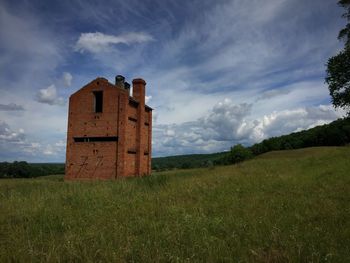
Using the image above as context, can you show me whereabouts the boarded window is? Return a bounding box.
[74,136,118,142]
[93,91,103,113]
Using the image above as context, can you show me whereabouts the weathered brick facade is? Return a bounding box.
[65,76,152,180]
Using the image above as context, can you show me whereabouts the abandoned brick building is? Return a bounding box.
[65,75,152,180]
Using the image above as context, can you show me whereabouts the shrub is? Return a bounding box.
[227,144,253,164]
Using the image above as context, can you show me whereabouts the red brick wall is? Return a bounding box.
[125,105,137,176]
[66,142,117,179]
[146,110,152,174]
[65,77,152,180]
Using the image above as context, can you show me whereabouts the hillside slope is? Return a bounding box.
[0,147,349,262]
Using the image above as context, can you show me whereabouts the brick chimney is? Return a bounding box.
[132,78,146,175]
[115,75,125,88]
[116,75,131,95]
[124,82,131,95]
[132,78,146,105]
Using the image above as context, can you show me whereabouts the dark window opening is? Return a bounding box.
[93,91,103,113]
[127,149,137,154]
[128,117,137,122]
[74,136,118,142]
[129,100,138,108]
[144,122,149,126]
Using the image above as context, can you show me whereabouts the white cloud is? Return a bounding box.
[0,120,36,160]
[145,95,152,104]
[250,105,345,141]
[0,121,25,142]
[44,140,66,156]
[74,32,154,53]
[198,99,253,141]
[62,72,73,87]
[152,99,346,157]
[36,85,64,105]
[0,120,66,160]
[43,145,54,155]
[55,140,66,147]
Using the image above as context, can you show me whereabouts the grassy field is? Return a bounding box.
[0,147,349,262]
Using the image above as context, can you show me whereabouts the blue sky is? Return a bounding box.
[0,0,347,162]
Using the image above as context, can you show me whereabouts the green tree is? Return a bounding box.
[326,0,350,114]
[228,144,253,164]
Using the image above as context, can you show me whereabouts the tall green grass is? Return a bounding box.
[0,147,349,262]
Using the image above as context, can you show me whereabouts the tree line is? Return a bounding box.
[0,162,64,179]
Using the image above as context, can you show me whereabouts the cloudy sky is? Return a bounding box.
[0,0,347,162]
